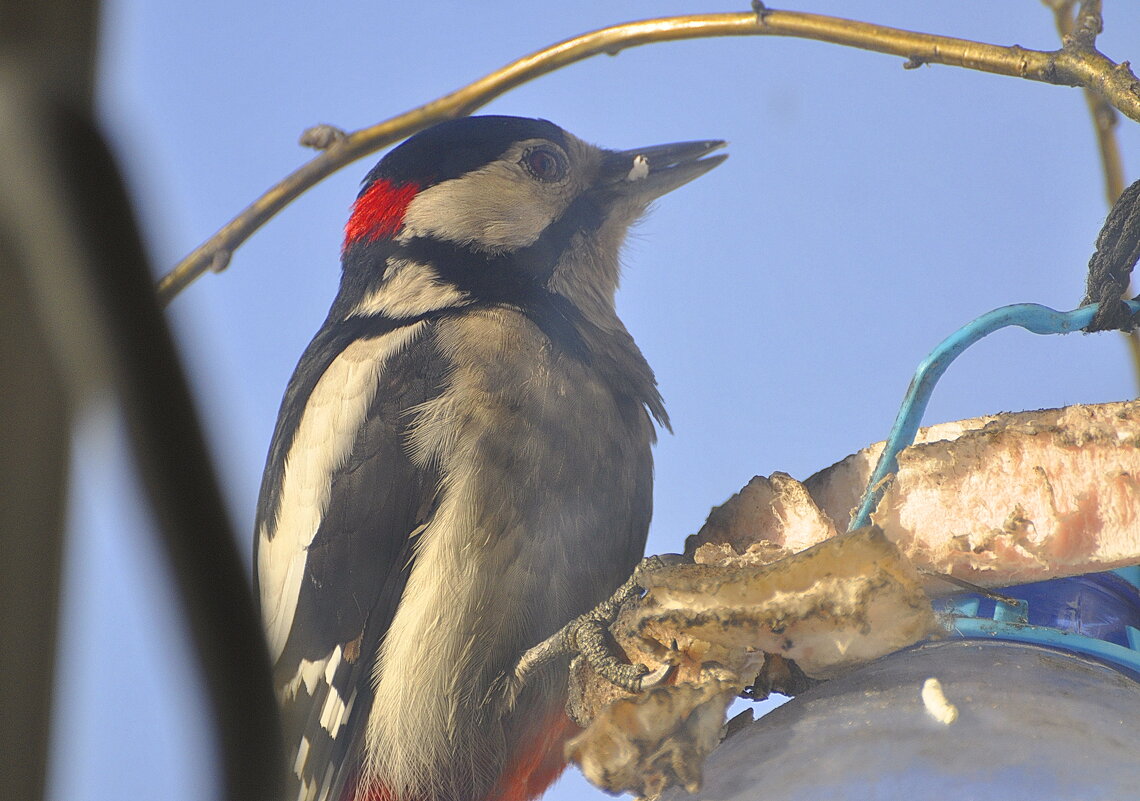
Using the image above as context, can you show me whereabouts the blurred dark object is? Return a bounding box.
[0,2,283,800]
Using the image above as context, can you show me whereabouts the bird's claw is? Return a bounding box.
[498,554,686,703]
[562,554,687,692]
[636,661,675,690]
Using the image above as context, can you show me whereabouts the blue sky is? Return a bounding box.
[51,2,1140,800]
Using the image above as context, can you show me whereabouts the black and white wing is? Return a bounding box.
[254,316,442,801]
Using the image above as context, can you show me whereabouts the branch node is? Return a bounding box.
[903,56,927,70]
[751,0,770,24]
[299,124,348,150]
[1071,0,1104,50]
[209,249,231,274]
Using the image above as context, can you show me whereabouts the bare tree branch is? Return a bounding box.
[157,8,1140,304]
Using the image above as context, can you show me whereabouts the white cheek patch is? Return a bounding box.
[258,322,426,662]
[396,143,571,251]
[626,154,650,182]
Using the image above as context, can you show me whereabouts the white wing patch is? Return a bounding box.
[258,322,426,662]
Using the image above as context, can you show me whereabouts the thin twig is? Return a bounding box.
[157,8,1140,304]
[1048,0,1124,203]
[918,568,1023,608]
[1046,0,1140,385]
[1072,0,1104,50]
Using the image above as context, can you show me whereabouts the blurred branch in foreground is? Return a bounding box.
[1,2,284,798]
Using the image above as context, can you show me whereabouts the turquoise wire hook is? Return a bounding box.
[848,300,1140,532]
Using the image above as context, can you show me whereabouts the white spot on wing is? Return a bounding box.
[341,688,357,729]
[294,735,311,778]
[280,655,331,701]
[296,776,316,801]
[323,644,343,684]
[319,688,347,736]
[258,323,426,662]
[318,762,336,801]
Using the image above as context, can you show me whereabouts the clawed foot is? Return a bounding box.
[493,554,688,711]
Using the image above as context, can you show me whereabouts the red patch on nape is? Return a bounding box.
[343,178,420,249]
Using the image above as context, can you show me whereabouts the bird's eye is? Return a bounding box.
[522,146,568,182]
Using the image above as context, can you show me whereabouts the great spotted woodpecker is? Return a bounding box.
[254,115,725,801]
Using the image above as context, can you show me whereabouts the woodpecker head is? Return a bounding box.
[335,115,725,328]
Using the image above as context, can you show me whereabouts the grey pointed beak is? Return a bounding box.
[600,139,727,200]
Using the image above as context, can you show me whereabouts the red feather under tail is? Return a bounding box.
[491,708,579,801]
[348,708,579,801]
